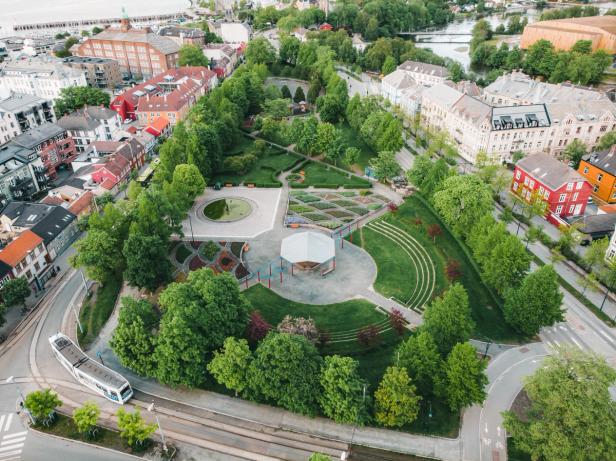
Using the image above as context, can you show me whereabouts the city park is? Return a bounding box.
[25,36,592,461]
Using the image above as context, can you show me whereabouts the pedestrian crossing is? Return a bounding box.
[0,413,26,461]
[540,322,590,351]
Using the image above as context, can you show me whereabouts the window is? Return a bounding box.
[559,193,567,202]
[576,181,583,189]
[544,190,549,200]
[539,186,544,195]
[513,182,519,191]
[598,173,604,182]
[573,192,579,201]
[569,205,575,214]
[594,184,600,192]
[566,182,573,191]
[515,169,521,180]
[556,205,563,215]
[524,177,529,186]
[583,166,589,174]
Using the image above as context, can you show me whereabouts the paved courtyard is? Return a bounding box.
[182,187,282,240]
[243,226,377,305]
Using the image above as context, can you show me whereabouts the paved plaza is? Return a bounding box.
[182,187,282,240]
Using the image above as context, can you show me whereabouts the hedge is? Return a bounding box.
[344,183,372,189]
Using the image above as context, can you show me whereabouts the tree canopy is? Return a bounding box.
[54,86,110,118]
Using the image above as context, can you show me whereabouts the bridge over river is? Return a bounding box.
[398,31,472,44]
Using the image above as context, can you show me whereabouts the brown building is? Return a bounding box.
[73,17,180,80]
[62,56,123,89]
[521,16,616,53]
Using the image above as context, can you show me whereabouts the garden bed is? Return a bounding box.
[289,162,371,188]
[78,274,122,349]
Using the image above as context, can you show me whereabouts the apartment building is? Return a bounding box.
[396,61,448,87]
[110,67,216,125]
[512,153,592,226]
[57,106,122,152]
[0,58,87,100]
[0,230,51,291]
[0,144,48,204]
[578,146,616,204]
[0,93,55,145]
[484,71,616,156]
[421,72,616,164]
[62,56,123,89]
[158,26,206,47]
[203,44,238,78]
[73,17,180,79]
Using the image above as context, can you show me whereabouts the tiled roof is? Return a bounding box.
[0,230,43,267]
[10,123,65,149]
[68,191,93,215]
[31,207,76,245]
[58,106,118,131]
[582,145,616,177]
[517,152,587,191]
[398,60,448,78]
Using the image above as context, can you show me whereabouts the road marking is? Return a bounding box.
[552,338,561,347]
[569,335,583,349]
[1,433,26,440]
[597,328,616,344]
[0,438,24,446]
[0,444,22,453]
[484,422,488,433]
[2,415,12,433]
[0,418,4,434]
[497,426,501,437]
[0,450,22,459]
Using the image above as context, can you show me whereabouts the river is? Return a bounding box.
[0,0,190,35]
[416,2,616,69]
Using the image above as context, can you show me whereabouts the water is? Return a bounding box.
[0,0,190,35]
[416,2,616,69]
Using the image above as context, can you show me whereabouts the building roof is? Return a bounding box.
[137,77,202,112]
[398,60,448,78]
[31,206,76,245]
[423,83,464,109]
[0,230,43,267]
[89,25,180,55]
[10,123,65,149]
[0,58,85,80]
[452,95,492,126]
[485,71,611,105]
[582,146,616,177]
[280,231,335,264]
[57,105,117,131]
[525,15,616,36]
[517,152,587,191]
[0,259,12,279]
[62,56,116,65]
[576,213,616,236]
[0,144,35,168]
[3,202,58,228]
[158,26,205,39]
[145,116,170,136]
[382,69,419,91]
[491,104,551,130]
[0,92,50,113]
[68,190,93,215]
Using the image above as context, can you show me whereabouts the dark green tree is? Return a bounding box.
[319,355,370,425]
[247,333,323,416]
[293,86,306,103]
[123,231,172,292]
[396,330,444,397]
[24,389,62,423]
[110,297,158,377]
[280,85,292,99]
[503,265,564,336]
[444,342,488,411]
[207,337,252,396]
[178,44,208,67]
[0,277,31,306]
[245,37,276,65]
[54,86,110,117]
[423,283,475,356]
[482,234,530,294]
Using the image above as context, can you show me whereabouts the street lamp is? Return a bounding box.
[6,376,34,425]
[147,402,168,453]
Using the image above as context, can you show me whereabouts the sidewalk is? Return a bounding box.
[494,202,616,320]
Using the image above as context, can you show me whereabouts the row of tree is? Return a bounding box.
[24,389,156,448]
[408,154,564,336]
[470,19,611,85]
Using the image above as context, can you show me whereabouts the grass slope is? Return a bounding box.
[78,274,122,349]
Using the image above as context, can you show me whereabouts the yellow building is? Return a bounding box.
[520,16,616,53]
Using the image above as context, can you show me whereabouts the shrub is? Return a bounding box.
[277,315,320,344]
[247,310,272,342]
[446,260,463,281]
[357,324,380,346]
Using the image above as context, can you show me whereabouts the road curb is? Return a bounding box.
[28,426,146,460]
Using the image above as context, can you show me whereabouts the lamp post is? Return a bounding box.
[6,376,34,425]
[187,212,195,244]
[147,402,168,453]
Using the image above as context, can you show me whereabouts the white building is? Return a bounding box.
[211,22,252,44]
[396,60,448,87]
[57,106,121,153]
[351,34,368,52]
[381,69,425,115]
[484,71,616,157]
[0,93,56,146]
[421,83,552,164]
[421,72,616,165]
[0,58,87,100]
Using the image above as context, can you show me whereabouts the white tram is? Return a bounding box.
[49,333,133,404]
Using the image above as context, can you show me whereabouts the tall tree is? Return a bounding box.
[54,86,110,117]
[178,44,208,67]
[423,283,475,356]
[503,265,564,336]
[247,333,323,416]
[123,231,172,291]
[433,175,493,238]
[70,228,122,283]
[167,163,206,212]
[116,408,156,447]
[444,342,488,411]
[0,277,31,306]
[110,297,158,377]
[374,366,421,428]
[207,337,252,396]
[245,37,276,65]
[562,139,587,169]
[293,86,306,103]
[369,150,399,181]
[319,355,370,425]
[482,234,530,294]
[503,349,616,461]
[396,330,444,397]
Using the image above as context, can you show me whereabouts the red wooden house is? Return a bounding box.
[511,153,592,226]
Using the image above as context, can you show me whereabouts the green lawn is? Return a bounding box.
[291,161,371,188]
[225,135,254,156]
[214,148,301,186]
[336,121,377,170]
[243,284,460,437]
[352,195,521,342]
[78,274,123,349]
